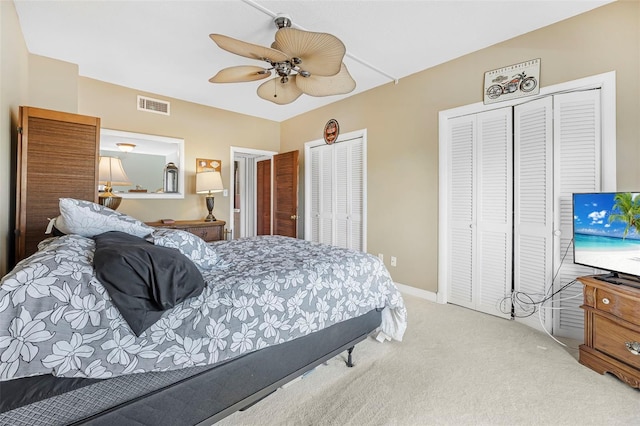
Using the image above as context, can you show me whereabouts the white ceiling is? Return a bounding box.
[14,0,613,122]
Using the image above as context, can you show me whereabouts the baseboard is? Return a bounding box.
[395,283,439,303]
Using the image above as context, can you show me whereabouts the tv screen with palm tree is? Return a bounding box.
[573,192,640,278]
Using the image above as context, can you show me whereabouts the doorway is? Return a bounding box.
[228,147,300,239]
[229,147,277,239]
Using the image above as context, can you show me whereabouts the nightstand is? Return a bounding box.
[146,220,226,242]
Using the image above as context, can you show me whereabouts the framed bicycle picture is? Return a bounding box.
[484,58,540,104]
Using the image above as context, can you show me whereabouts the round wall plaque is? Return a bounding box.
[323,119,339,145]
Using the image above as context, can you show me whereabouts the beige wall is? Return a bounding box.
[281,0,640,293]
[0,1,29,277]
[29,54,78,114]
[1,1,638,294]
[77,78,280,223]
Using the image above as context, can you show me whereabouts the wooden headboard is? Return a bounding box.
[15,106,100,262]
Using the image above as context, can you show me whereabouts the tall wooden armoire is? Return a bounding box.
[15,107,100,263]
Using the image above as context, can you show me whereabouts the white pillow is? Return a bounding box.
[59,198,153,238]
[45,215,71,235]
[149,228,219,270]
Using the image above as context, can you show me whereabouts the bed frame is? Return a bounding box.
[0,309,381,425]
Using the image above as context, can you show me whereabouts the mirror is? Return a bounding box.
[100,129,185,199]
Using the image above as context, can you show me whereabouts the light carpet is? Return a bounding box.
[217,294,639,425]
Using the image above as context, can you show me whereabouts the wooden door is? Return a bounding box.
[273,150,299,237]
[256,159,271,235]
[15,107,100,262]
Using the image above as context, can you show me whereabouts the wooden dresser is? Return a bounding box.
[578,275,640,388]
[146,220,226,242]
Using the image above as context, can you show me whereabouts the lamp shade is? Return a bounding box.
[99,156,131,186]
[196,171,224,194]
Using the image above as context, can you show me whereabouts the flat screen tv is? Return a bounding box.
[572,192,640,285]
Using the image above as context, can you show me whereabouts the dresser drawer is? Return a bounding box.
[184,226,222,242]
[146,220,226,242]
[593,315,640,370]
[595,287,640,327]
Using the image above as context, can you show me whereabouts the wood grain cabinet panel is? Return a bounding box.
[15,107,100,263]
[146,220,226,242]
[578,275,640,389]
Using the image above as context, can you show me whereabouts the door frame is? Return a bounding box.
[229,146,278,240]
[437,71,616,305]
[303,128,368,251]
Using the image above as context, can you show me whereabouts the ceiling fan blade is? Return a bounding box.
[257,76,303,105]
[210,34,288,63]
[274,28,345,77]
[295,63,356,97]
[209,66,271,83]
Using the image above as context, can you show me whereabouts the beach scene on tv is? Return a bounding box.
[573,192,640,277]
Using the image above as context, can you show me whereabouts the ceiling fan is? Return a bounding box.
[209,15,356,105]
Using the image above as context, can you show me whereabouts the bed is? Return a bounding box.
[0,198,407,425]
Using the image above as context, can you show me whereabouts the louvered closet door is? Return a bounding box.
[447,109,512,317]
[514,97,554,331]
[553,90,602,339]
[310,144,334,244]
[475,109,513,318]
[309,136,365,251]
[334,138,364,249]
[447,115,476,309]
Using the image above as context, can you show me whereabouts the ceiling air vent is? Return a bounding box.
[137,95,170,115]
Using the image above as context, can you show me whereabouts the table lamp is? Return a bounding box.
[98,156,131,210]
[196,170,224,221]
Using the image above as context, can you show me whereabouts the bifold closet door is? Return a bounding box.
[513,97,554,331]
[447,115,476,310]
[309,136,365,251]
[447,108,512,318]
[514,90,602,339]
[552,90,602,339]
[310,144,334,245]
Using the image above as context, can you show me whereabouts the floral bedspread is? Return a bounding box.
[0,235,406,381]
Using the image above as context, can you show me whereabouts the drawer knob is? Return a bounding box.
[626,341,640,356]
[601,298,610,305]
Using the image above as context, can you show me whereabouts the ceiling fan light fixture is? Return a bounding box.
[274,14,292,30]
[274,28,345,77]
[258,76,302,105]
[209,65,271,83]
[209,33,288,63]
[295,63,356,97]
[209,14,353,104]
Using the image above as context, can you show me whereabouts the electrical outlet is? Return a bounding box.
[391,256,397,267]
[378,253,384,262]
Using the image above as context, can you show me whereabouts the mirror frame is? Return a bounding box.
[100,128,185,199]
